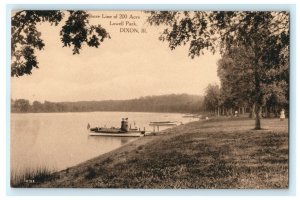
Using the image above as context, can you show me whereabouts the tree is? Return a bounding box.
[264,81,288,117]
[203,84,221,115]
[217,46,259,117]
[217,54,245,114]
[147,11,289,129]
[11,10,110,77]
[217,44,288,119]
[12,99,31,112]
[32,100,44,112]
[43,101,57,112]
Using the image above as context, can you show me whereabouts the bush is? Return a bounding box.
[85,166,97,180]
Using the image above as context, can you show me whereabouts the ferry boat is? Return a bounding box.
[89,118,145,137]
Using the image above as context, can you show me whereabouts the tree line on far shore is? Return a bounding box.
[11,94,203,114]
[11,88,287,118]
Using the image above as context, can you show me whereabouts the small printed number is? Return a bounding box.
[119,14,127,19]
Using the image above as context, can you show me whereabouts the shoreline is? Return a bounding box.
[18,117,288,188]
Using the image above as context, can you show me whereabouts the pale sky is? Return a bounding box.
[11,11,221,102]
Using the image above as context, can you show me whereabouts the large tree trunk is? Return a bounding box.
[253,56,264,130]
[254,105,262,130]
[250,104,256,119]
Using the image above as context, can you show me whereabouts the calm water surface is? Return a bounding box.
[11,112,197,174]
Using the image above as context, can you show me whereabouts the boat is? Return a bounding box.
[183,114,202,118]
[149,121,179,126]
[89,131,144,137]
[89,118,145,137]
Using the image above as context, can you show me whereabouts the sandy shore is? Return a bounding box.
[30,117,288,188]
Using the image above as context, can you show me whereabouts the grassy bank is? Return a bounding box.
[28,117,288,188]
[11,167,54,187]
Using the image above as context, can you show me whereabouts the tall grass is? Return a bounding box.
[11,166,55,187]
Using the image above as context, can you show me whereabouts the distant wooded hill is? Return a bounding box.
[11,94,204,113]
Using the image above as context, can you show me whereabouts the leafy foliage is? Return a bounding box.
[11,99,30,112]
[203,84,220,111]
[11,10,110,77]
[147,11,289,129]
[60,11,110,54]
[217,45,288,117]
[147,11,217,58]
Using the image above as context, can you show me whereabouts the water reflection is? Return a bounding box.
[120,137,131,145]
[86,135,135,147]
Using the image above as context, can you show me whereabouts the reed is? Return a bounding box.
[11,166,55,187]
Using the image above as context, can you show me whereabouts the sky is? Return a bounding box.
[11,11,221,102]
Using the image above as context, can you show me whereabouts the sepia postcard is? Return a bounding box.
[10,10,289,189]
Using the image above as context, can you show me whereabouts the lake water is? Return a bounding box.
[11,111,197,175]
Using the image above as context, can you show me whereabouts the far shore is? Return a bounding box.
[16,117,288,189]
